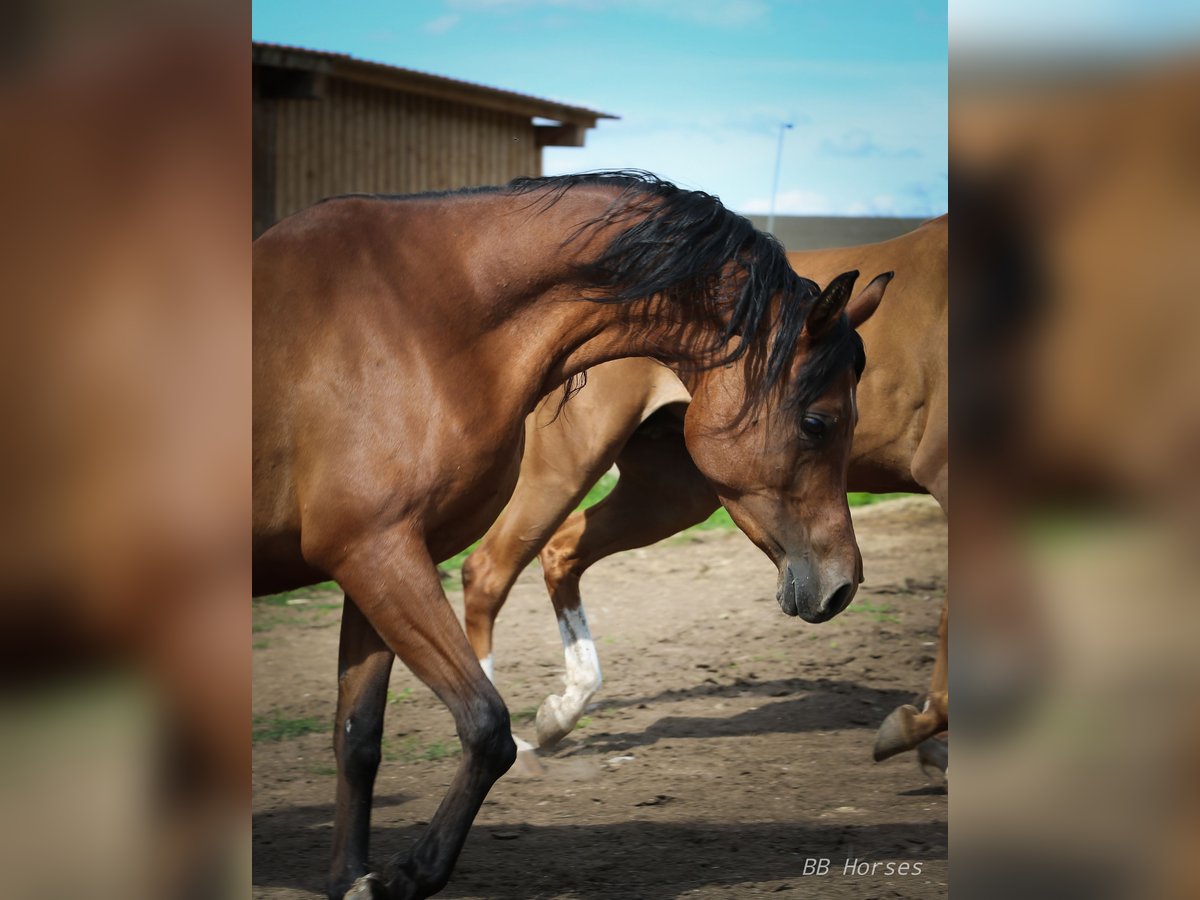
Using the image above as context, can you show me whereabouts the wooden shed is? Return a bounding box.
[253,43,613,236]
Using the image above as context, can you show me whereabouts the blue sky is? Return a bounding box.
[254,1,947,217]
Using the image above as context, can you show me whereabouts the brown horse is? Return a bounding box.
[253,172,882,899]
[461,214,948,767]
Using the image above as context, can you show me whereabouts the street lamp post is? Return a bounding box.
[766,121,794,236]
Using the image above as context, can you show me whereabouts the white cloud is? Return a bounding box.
[739,187,943,218]
[423,14,463,34]
[740,190,838,216]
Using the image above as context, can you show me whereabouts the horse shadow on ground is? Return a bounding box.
[553,676,915,755]
[254,800,946,898]
[589,674,917,716]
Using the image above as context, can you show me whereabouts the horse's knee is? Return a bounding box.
[460,697,517,777]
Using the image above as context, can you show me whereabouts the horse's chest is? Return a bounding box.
[424,422,524,557]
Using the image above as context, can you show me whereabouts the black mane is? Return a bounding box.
[507,170,864,414]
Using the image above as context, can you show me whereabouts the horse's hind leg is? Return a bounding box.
[330,530,516,900]
[328,597,394,900]
[536,429,718,747]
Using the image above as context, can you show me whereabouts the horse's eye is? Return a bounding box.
[801,415,828,439]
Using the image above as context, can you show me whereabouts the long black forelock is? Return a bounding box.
[507,170,861,413]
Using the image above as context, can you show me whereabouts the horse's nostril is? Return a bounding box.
[825,582,856,617]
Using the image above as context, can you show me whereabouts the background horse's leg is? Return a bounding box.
[874,598,949,764]
[917,598,950,774]
[875,453,950,769]
[462,434,622,685]
[332,531,516,900]
[536,431,718,747]
[328,597,395,900]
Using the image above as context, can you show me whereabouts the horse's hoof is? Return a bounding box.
[343,872,388,899]
[535,695,576,748]
[917,735,948,777]
[873,704,921,761]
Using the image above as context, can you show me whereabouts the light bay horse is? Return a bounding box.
[461,214,948,769]
[253,172,883,899]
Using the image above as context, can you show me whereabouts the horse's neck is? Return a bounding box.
[467,191,717,412]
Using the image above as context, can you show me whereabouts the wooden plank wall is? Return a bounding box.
[269,77,542,223]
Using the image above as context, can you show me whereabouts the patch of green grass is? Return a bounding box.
[846,601,900,624]
[252,640,270,650]
[388,688,413,705]
[307,763,337,777]
[580,472,618,508]
[574,716,593,731]
[382,735,462,763]
[421,740,460,761]
[252,712,326,744]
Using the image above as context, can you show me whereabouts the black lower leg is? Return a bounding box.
[328,598,394,900]
[382,693,516,898]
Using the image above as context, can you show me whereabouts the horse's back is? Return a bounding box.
[789,217,948,495]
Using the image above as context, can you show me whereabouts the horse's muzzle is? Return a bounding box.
[776,559,858,623]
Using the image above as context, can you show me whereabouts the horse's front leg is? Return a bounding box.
[331,529,516,900]
[328,597,394,900]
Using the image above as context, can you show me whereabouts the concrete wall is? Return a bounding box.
[745,214,928,251]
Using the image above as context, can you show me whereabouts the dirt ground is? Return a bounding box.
[253,496,948,899]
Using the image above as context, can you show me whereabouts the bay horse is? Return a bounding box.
[461,214,948,769]
[253,171,883,900]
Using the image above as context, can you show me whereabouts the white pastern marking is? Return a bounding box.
[557,605,602,696]
[479,654,495,684]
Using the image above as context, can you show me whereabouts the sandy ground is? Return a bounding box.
[253,496,947,899]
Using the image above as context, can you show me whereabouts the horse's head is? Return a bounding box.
[684,270,889,623]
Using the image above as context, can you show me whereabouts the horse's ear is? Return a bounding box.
[805,270,859,339]
[846,271,892,329]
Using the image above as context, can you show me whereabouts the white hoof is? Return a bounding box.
[536,694,582,748]
[343,872,387,899]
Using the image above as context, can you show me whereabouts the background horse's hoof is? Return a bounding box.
[873,703,922,761]
[535,695,578,748]
[917,735,948,777]
[343,873,388,899]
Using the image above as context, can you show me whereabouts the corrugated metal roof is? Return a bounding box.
[253,42,615,125]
